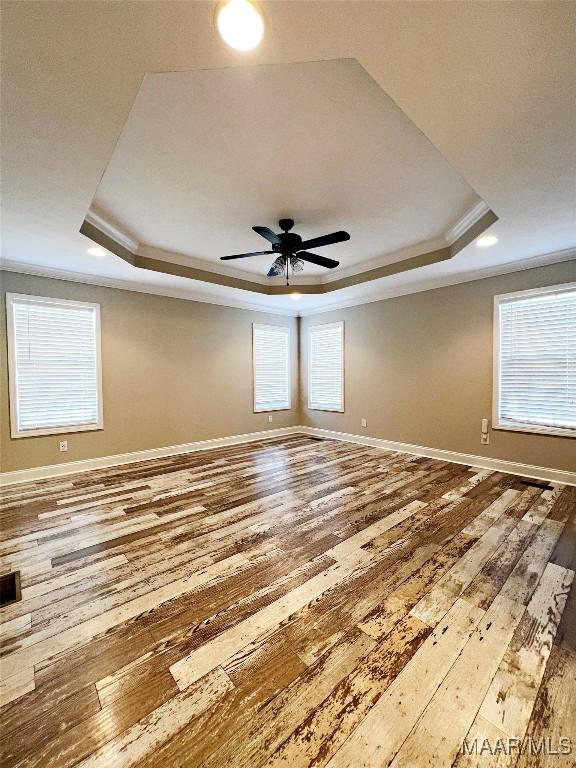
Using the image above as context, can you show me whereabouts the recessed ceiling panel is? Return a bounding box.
[88,58,486,281]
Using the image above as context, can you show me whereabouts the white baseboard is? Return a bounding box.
[0,426,301,486]
[1,424,574,487]
[299,427,576,486]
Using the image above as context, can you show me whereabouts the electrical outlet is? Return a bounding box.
[59,440,68,452]
[480,433,489,445]
[361,418,367,428]
[268,415,273,423]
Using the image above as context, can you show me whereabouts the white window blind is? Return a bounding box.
[7,294,103,438]
[308,321,344,412]
[253,324,290,412]
[494,284,576,437]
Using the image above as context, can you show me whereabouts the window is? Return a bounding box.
[308,321,344,412]
[493,283,575,437]
[252,324,291,412]
[6,294,103,438]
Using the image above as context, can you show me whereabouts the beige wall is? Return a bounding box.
[0,272,299,472]
[300,261,576,473]
[2,261,575,475]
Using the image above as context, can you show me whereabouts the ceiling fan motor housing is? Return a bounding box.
[273,232,302,254]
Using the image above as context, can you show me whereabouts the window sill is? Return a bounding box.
[492,422,576,439]
[253,406,291,414]
[308,406,345,413]
[11,423,104,439]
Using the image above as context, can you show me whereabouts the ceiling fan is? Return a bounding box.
[220,219,350,283]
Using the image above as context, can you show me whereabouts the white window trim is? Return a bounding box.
[308,320,345,413]
[6,293,104,439]
[252,323,291,413]
[492,282,576,439]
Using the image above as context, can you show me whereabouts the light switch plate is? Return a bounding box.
[361,418,367,428]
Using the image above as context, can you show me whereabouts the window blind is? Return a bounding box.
[7,294,102,437]
[308,321,344,412]
[253,324,290,412]
[495,285,576,435]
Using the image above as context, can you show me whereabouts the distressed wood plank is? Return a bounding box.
[0,436,571,768]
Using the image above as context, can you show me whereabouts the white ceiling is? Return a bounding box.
[91,58,480,278]
[1,1,575,315]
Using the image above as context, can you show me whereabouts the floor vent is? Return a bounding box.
[0,571,22,607]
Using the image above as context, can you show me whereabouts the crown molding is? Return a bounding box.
[298,247,576,316]
[80,204,497,294]
[86,209,323,285]
[445,200,491,245]
[320,200,492,285]
[81,219,458,295]
[0,260,299,317]
[4,247,572,319]
[138,245,273,285]
[85,207,140,253]
[319,237,448,283]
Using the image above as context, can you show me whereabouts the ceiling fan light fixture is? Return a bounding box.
[216,0,264,52]
[268,256,285,277]
[290,256,304,273]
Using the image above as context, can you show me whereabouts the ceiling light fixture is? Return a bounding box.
[476,234,498,248]
[87,245,107,257]
[290,292,302,301]
[216,0,264,51]
[268,256,285,278]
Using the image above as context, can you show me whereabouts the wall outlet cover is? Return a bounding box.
[59,440,68,452]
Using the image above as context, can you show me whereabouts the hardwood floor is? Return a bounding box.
[0,435,574,767]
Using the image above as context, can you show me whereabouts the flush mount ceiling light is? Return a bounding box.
[476,234,499,248]
[290,292,302,301]
[87,245,107,257]
[216,0,264,51]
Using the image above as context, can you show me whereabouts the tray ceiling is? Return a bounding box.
[84,58,494,292]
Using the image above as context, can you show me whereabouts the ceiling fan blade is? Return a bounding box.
[297,251,339,269]
[299,230,350,250]
[252,226,282,245]
[220,250,273,261]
